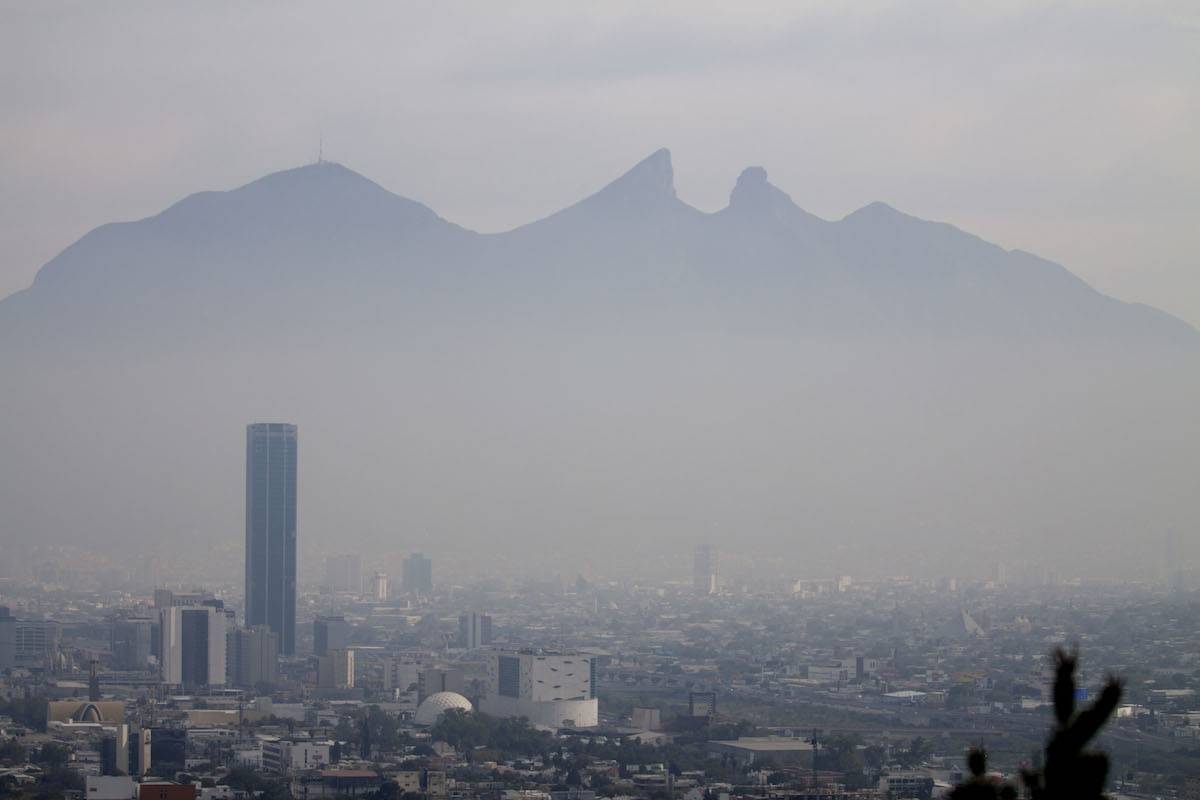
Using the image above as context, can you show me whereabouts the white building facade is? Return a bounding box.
[480,649,598,728]
[261,737,332,773]
[159,605,227,688]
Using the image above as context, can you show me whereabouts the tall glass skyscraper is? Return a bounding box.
[245,423,298,655]
[403,552,433,595]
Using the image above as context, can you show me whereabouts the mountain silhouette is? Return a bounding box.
[2,149,1193,350]
[0,150,1196,570]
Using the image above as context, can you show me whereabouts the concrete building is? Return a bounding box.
[706,736,815,766]
[382,658,421,695]
[316,649,354,689]
[418,666,464,702]
[48,700,125,723]
[5,617,61,669]
[480,649,599,728]
[692,544,717,595]
[855,655,882,680]
[631,707,662,731]
[85,776,137,799]
[808,662,851,683]
[0,607,14,669]
[324,554,361,594]
[458,612,493,650]
[424,771,447,797]
[881,773,936,800]
[136,782,196,800]
[261,737,332,774]
[227,625,279,689]
[393,772,422,794]
[150,727,187,768]
[153,590,211,609]
[130,725,152,776]
[402,553,432,595]
[688,691,717,717]
[110,616,156,671]
[245,422,298,655]
[291,769,381,798]
[370,572,389,602]
[313,615,350,657]
[160,604,226,689]
[391,770,446,797]
[101,724,130,776]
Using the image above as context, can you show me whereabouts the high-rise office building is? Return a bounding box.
[403,553,433,595]
[418,666,465,702]
[316,649,355,689]
[0,607,14,670]
[5,617,61,670]
[150,727,187,767]
[371,572,390,602]
[693,544,717,595]
[324,554,362,594]
[227,625,279,689]
[458,612,493,650]
[313,615,351,657]
[110,616,156,671]
[101,724,130,776]
[129,725,152,776]
[382,658,422,694]
[160,604,227,689]
[153,589,209,609]
[245,422,298,655]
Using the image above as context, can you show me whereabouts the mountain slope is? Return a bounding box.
[1,149,1194,350]
[0,150,1197,574]
[0,161,479,349]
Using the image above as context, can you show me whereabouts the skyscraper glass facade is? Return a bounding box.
[245,422,298,655]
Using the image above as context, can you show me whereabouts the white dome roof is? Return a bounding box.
[414,691,472,725]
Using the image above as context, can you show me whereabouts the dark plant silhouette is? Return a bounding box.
[1023,648,1123,799]
[950,648,1122,800]
[948,747,1016,800]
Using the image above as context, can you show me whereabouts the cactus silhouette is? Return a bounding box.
[950,648,1122,800]
[948,747,1016,800]
[1023,648,1123,799]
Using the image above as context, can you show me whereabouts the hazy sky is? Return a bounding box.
[2,1,1198,325]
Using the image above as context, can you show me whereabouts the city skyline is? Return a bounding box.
[0,3,1194,796]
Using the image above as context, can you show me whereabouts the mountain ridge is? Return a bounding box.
[2,149,1198,567]
[1,148,1196,350]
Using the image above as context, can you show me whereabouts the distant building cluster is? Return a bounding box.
[0,421,1195,798]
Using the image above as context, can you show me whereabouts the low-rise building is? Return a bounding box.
[291,769,381,798]
[261,737,333,774]
[84,775,136,799]
[706,736,815,766]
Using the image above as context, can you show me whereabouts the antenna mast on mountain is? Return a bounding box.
[317,135,324,165]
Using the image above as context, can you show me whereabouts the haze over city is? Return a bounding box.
[1,2,1199,582]
[0,5,1198,798]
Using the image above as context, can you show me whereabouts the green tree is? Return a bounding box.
[220,765,292,799]
[34,743,70,768]
[824,734,865,774]
[372,780,401,800]
[896,736,932,768]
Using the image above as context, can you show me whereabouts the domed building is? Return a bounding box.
[414,691,472,726]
